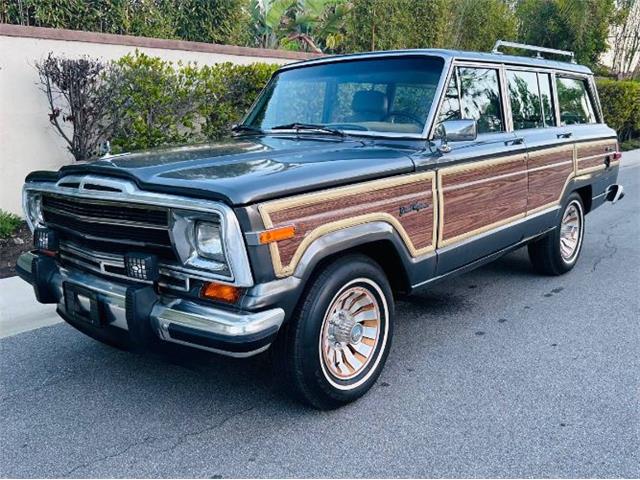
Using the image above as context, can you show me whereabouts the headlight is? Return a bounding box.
[195,221,224,261]
[23,191,43,231]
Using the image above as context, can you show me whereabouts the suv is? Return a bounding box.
[18,43,623,409]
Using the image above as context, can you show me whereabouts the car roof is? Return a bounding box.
[279,48,592,75]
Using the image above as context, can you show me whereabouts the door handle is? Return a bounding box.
[505,137,524,146]
[557,132,573,139]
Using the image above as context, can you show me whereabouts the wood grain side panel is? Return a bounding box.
[438,155,527,246]
[576,140,616,158]
[259,173,437,277]
[526,146,575,213]
[576,139,617,174]
[528,146,573,170]
[527,162,574,212]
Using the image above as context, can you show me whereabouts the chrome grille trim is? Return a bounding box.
[59,241,190,292]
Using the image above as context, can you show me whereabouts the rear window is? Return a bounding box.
[556,77,596,125]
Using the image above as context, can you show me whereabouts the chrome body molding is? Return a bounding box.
[17,252,283,358]
[23,176,254,287]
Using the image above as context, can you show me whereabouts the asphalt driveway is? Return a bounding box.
[1,153,638,478]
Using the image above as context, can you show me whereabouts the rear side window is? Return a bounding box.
[556,77,596,125]
[507,70,557,129]
[437,66,504,134]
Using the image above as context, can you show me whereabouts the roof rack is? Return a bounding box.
[492,40,576,63]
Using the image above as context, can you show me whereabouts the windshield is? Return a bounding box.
[244,56,445,136]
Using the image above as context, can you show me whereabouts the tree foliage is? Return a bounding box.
[0,0,248,45]
[516,0,616,65]
[248,0,348,52]
[342,0,449,52]
[444,0,518,52]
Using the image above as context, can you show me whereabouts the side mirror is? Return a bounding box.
[436,119,477,153]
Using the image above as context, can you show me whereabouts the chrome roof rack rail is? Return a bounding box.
[492,40,576,63]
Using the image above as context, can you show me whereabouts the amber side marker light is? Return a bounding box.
[201,282,242,303]
[258,225,296,244]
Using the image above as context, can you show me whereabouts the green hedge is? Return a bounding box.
[108,52,278,153]
[596,78,640,148]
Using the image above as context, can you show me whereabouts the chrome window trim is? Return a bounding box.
[23,176,254,287]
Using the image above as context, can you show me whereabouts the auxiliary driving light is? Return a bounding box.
[33,228,59,254]
[124,253,159,282]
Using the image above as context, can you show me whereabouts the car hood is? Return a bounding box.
[47,136,419,205]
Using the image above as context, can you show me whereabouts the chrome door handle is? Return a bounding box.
[557,132,573,139]
[505,137,524,146]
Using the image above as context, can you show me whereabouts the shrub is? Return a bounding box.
[107,52,278,152]
[597,78,640,142]
[35,53,122,161]
[0,210,22,239]
[109,52,207,152]
[199,62,279,140]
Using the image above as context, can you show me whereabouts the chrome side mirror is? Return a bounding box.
[436,119,477,153]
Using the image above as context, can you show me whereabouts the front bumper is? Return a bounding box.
[16,252,284,357]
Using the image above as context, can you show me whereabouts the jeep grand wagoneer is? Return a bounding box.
[18,42,623,409]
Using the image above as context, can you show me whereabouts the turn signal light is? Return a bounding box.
[259,225,296,244]
[613,151,622,160]
[201,282,242,303]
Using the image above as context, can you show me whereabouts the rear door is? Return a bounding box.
[504,68,576,229]
[432,64,529,274]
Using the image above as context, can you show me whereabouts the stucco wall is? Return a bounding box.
[0,26,314,215]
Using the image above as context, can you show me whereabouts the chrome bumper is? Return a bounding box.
[17,252,284,357]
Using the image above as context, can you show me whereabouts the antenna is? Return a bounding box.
[492,40,576,63]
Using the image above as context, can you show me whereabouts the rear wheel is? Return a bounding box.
[528,192,585,275]
[274,254,394,409]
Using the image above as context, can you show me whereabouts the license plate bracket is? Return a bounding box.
[63,282,105,326]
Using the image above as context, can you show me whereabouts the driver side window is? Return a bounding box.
[437,66,505,134]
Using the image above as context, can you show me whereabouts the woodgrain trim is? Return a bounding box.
[526,144,575,214]
[575,139,617,175]
[258,172,437,277]
[437,154,527,247]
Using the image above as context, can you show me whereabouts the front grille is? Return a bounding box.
[42,195,168,227]
[41,194,174,257]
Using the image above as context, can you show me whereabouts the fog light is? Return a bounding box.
[124,253,159,282]
[201,282,242,303]
[33,228,59,253]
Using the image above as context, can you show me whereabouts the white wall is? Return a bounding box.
[0,29,306,215]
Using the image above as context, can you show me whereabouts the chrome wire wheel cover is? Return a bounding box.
[560,201,583,263]
[319,279,385,385]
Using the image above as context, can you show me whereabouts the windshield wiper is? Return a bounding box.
[231,124,263,135]
[271,123,345,137]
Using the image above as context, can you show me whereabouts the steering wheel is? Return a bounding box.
[382,111,423,126]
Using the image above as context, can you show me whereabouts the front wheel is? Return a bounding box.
[528,192,585,275]
[274,254,394,409]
